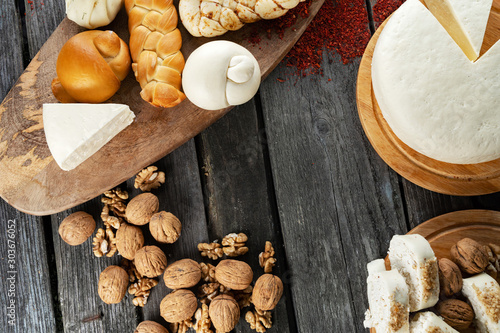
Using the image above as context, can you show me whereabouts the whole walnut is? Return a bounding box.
[450,238,489,274]
[58,211,96,246]
[98,265,129,304]
[126,193,159,225]
[134,245,167,278]
[438,258,463,296]
[215,259,253,290]
[163,259,201,289]
[209,294,240,333]
[435,299,474,330]
[252,274,283,310]
[134,321,169,333]
[160,289,197,323]
[115,223,144,260]
[149,211,182,244]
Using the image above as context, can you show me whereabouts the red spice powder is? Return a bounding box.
[248,0,405,77]
[372,0,405,27]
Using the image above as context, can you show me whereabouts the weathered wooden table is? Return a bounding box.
[1,0,500,332]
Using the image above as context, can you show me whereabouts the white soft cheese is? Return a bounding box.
[66,0,123,29]
[43,103,135,171]
[410,312,459,333]
[462,273,500,332]
[425,0,493,61]
[372,0,500,164]
[182,41,261,110]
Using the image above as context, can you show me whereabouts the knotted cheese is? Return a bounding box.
[182,41,261,110]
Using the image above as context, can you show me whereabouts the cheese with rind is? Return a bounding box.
[372,0,500,164]
[43,103,135,171]
[424,0,493,61]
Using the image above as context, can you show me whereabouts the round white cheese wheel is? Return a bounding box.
[372,0,500,164]
[182,41,261,111]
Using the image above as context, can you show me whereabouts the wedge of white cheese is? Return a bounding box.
[410,312,458,333]
[424,0,493,61]
[462,273,500,332]
[372,0,500,164]
[43,103,135,171]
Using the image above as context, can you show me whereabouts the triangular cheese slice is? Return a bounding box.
[43,103,135,171]
[424,0,493,61]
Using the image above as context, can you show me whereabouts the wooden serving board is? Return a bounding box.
[0,0,325,216]
[371,209,500,333]
[357,0,500,196]
[409,209,500,333]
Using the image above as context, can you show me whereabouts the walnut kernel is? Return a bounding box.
[259,241,276,273]
[58,211,96,246]
[134,166,165,191]
[245,308,272,332]
[198,242,223,260]
[222,233,249,257]
[150,211,182,244]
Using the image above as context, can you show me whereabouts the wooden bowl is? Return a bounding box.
[356,1,500,196]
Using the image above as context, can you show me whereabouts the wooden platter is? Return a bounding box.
[356,0,500,196]
[409,209,500,333]
[370,209,500,333]
[0,0,325,216]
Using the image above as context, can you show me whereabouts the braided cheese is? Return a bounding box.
[179,0,302,37]
[125,0,186,108]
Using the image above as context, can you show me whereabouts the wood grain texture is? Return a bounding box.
[127,140,211,327]
[0,0,325,216]
[0,199,56,332]
[259,42,407,333]
[23,0,65,58]
[356,1,500,196]
[197,100,292,332]
[0,0,24,100]
[51,199,139,333]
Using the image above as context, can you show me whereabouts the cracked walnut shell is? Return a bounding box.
[115,223,144,260]
[58,211,96,246]
[150,211,182,244]
[216,259,253,291]
[438,258,463,297]
[126,193,159,226]
[98,265,129,304]
[436,299,474,330]
[252,274,283,311]
[160,289,198,323]
[450,238,489,274]
[134,245,168,278]
[164,259,201,289]
[135,321,169,333]
[209,294,240,333]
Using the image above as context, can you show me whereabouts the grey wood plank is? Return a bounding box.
[259,49,407,331]
[0,0,24,99]
[51,199,139,332]
[0,199,57,333]
[197,100,292,332]
[23,0,65,58]
[127,140,210,326]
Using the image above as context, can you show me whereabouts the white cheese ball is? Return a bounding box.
[182,41,261,110]
[66,0,123,29]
